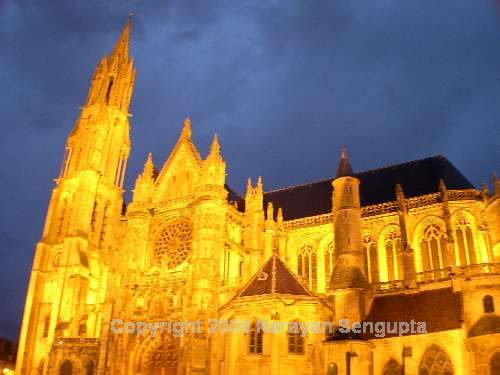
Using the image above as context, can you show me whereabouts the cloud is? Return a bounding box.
[0,0,499,340]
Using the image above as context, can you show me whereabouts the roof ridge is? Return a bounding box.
[355,154,444,176]
[263,154,445,194]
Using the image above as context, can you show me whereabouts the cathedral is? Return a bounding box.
[16,20,500,375]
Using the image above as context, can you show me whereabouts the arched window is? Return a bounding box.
[383,358,402,375]
[420,223,447,271]
[483,295,495,313]
[249,321,263,354]
[147,339,179,375]
[418,344,453,375]
[85,361,94,375]
[327,363,338,375]
[363,236,379,283]
[297,245,317,292]
[490,352,500,375]
[324,242,335,289]
[384,229,402,280]
[454,216,476,266]
[59,360,73,375]
[288,322,304,354]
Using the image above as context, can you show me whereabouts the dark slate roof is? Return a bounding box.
[238,254,312,298]
[468,315,500,337]
[361,288,463,339]
[263,155,474,220]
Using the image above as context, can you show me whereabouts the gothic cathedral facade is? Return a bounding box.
[16,21,500,375]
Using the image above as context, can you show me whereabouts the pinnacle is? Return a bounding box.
[143,152,154,178]
[181,117,192,138]
[209,133,220,156]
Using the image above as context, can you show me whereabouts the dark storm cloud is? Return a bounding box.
[0,0,499,340]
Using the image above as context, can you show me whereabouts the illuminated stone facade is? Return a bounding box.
[16,21,500,375]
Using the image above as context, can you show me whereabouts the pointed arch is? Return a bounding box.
[418,220,447,272]
[453,211,477,266]
[59,360,73,375]
[383,357,402,375]
[297,244,317,292]
[418,344,454,375]
[380,225,403,281]
[134,334,180,375]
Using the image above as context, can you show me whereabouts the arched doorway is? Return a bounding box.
[383,358,402,375]
[490,352,500,375]
[59,360,72,375]
[418,344,453,375]
[146,338,179,375]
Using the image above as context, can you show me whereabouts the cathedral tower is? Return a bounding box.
[16,19,135,374]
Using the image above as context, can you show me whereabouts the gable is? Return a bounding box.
[153,138,202,202]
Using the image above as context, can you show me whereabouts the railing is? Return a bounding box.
[456,262,500,278]
[371,263,500,292]
[372,280,406,293]
[416,268,453,284]
[416,263,500,284]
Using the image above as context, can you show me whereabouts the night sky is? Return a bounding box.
[1,1,499,340]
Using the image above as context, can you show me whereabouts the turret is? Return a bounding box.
[329,148,368,323]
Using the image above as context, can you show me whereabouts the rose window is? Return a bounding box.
[153,220,192,268]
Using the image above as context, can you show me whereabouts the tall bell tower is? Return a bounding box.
[16,19,135,374]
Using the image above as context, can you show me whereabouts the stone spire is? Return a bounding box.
[110,16,131,64]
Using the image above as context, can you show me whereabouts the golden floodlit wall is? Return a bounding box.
[15,20,500,375]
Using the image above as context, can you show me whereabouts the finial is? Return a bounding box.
[247,177,252,189]
[341,146,347,159]
[181,117,192,138]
